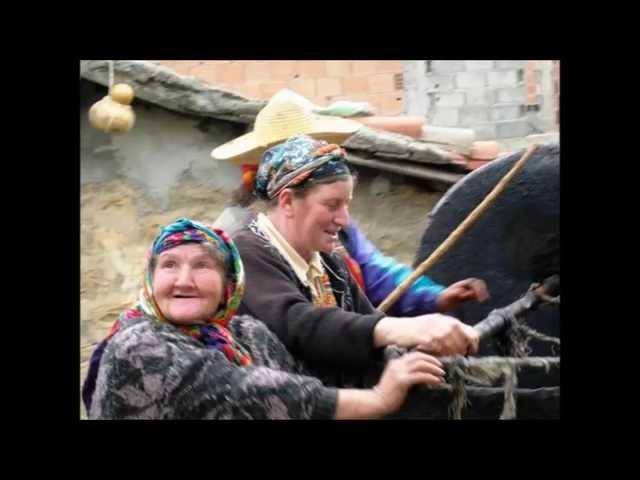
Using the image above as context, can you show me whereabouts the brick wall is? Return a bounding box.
[156,60,406,115]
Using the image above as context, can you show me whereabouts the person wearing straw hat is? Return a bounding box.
[216,132,479,388]
[211,89,489,318]
[82,218,446,419]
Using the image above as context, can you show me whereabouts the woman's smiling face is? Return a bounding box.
[290,177,353,258]
[152,243,225,325]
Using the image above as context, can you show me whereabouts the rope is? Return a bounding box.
[448,360,469,420]
[499,364,518,420]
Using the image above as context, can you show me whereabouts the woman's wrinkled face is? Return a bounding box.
[292,177,353,256]
[152,243,224,325]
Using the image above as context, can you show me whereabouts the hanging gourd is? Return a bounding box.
[88,61,136,134]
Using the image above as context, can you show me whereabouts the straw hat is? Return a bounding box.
[211,89,362,165]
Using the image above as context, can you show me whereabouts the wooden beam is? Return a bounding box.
[345,153,464,185]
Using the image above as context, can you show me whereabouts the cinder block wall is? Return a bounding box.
[404,60,558,140]
[156,60,406,115]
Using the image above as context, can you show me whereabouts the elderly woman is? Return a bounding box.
[232,135,480,387]
[82,218,445,419]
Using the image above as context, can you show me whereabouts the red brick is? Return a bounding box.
[342,76,369,95]
[289,77,316,99]
[217,62,246,85]
[317,77,343,99]
[260,81,289,98]
[187,63,219,84]
[184,61,212,73]
[375,92,404,115]
[156,60,179,70]
[325,60,351,77]
[376,60,403,73]
[268,61,298,81]
[298,61,326,77]
[237,84,263,100]
[245,61,271,81]
[352,61,377,75]
[368,73,396,94]
[159,60,197,76]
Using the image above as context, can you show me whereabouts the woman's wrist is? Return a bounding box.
[334,388,388,419]
[373,316,398,347]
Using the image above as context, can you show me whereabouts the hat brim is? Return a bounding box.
[211,115,362,166]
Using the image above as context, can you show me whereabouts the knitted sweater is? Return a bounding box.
[89,314,338,420]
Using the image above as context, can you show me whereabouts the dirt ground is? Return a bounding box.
[79,167,444,417]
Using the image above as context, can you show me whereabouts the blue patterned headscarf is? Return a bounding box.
[253,134,351,200]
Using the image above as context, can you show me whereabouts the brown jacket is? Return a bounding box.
[234,224,386,386]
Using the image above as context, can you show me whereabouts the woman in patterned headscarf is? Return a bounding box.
[233,135,479,388]
[82,217,446,419]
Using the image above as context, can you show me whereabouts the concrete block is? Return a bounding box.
[465,60,494,71]
[535,115,556,132]
[436,91,466,107]
[458,105,490,126]
[473,123,498,140]
[425,74,455,90]
[491,103,523,121]
[521,111,553,134]
[495,60,526,70]
[495,119,531,138]
[497,87,526,104]
[456,72,487,89]
[466,88,496,106]
[403,61,429,116]
[430,107,459,127]
[431,60,466,73]
[488,70,520,87]
[420,125,476,152]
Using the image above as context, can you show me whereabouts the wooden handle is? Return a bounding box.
[378,144,539,313]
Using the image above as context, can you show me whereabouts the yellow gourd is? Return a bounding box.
[110,83,134,105]
[88,83,136,134]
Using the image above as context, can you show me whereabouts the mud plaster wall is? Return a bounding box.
[80,79,443,415]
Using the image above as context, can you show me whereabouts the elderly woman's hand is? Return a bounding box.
[373,351,445,415]
[334,350,445,419]
[374,313,479,356]
[436,278,489,312]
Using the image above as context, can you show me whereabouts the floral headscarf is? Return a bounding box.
[253,134,351,200]
[82,218,251,414]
